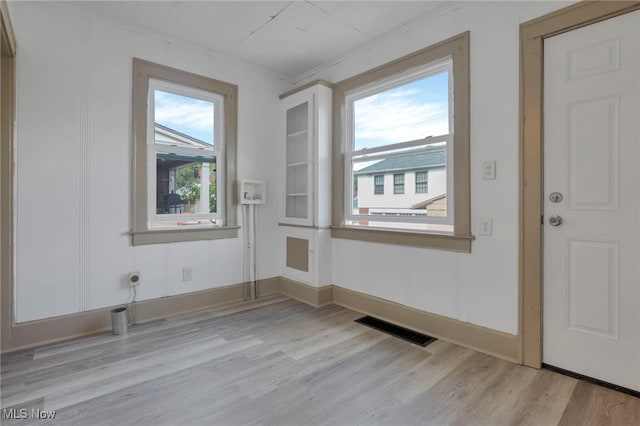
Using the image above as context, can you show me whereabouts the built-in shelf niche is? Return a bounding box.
[284,97,311,222]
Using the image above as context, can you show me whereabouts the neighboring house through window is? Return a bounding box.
[131,58,238,245]
[332,32,471,251]
[355,152,445,218]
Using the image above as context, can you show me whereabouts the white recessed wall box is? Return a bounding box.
[239,179,267,204]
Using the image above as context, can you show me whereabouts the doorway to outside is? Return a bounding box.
[520,1,640,393]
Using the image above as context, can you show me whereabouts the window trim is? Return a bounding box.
[132,58,238,245]
[331,32,471,252]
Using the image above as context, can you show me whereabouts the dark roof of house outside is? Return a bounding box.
[355,150,445,175]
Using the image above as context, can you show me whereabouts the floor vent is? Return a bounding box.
[355,316,436,347]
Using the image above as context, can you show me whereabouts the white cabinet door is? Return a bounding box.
[280,83,332,227]
[282,91,314,226]
[543,10,640,391]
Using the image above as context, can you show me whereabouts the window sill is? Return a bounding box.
[331,225,473,252]
[132,226,239,245]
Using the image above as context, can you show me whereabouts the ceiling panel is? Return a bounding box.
[71,0,449,80]
[325,1,397,36]
[78,1,177,33]
[165,1,291,51]
[307,1,349,15]
[160,1,233,50]
[374,1,447,23]
[233,1,365,75]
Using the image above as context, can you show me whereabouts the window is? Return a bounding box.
[415,171,428,193]
[346,59,452,230]
[393,174,405,194]
[374,174,384,194]
[332,32,471,251]
[132,59,238,245]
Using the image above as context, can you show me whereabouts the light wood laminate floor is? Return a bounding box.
[1,295,639,425]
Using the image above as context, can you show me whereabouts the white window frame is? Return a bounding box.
[147,79,225,227]
[344,59,454,227]
[131,58,238,245]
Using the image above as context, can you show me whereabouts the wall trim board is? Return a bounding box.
[278,277,334,307]
[1,279,280,354]
[519,0,640,368]
[256,277,281,297]
[0,0,16,353]
[333,286,519,363]
[132,283,244,323]
[3,276,517,364]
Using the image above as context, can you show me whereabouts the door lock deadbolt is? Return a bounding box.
[549,192,563,203]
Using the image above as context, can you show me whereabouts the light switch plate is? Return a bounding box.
[482,161,496,180]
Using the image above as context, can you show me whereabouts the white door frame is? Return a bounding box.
[519,0,640,368]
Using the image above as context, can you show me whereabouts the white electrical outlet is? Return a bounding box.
[182,267,193,282]
[482,160,496,180]
[479,217,493,236]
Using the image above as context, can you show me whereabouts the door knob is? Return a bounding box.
[549,215,563,226]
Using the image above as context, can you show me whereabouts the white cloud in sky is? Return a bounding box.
[354,78,449,150]
[155,90,214,144]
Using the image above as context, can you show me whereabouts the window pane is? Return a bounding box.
[393,173,405,194]
[154,89,214,148]
[353,71,449,151]
[353,150,446,220]
[374,174,384,194]
[155,154,217,218]
[415,171,428,193]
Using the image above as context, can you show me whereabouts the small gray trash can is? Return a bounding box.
[111,307,128,335]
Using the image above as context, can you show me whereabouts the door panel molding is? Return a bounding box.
[520,1,640,368]
[566,238,619,340]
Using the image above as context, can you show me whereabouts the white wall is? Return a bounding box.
[10,0,579,335]
[11,2,290,322]
[300,1,576,335]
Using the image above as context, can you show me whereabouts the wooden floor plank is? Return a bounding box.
[559,381,640,426]
[1,296,638,425]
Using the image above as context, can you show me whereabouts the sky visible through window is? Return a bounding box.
[154,90,214,145]
[354,71,449,151]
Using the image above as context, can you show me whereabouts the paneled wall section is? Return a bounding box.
[11,2,288,322]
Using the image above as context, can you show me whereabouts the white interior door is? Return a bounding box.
[543,10,640,391]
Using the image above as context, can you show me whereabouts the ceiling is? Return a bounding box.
[75,1,451,81]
